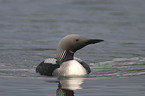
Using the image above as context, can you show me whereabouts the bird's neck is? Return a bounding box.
[57,50,74,64]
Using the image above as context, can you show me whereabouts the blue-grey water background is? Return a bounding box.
[0,0,145,96]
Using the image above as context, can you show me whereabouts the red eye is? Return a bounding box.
[76,39,79,42]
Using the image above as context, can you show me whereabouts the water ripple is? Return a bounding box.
[0,57,145,79]
[90,57,145,78]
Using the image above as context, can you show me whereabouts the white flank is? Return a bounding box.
[53,60,87,77]
[44,58,56,64]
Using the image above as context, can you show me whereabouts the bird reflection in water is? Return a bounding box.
[56,77,84,96]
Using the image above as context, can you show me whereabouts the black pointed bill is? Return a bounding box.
[85,39,104,45]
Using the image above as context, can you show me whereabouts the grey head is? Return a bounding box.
[56,34,104,64]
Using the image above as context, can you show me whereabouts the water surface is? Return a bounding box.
[0,0,145,96]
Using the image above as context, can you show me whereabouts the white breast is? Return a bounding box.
[53,60,87,77]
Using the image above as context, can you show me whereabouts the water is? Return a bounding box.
[0,0,145,95]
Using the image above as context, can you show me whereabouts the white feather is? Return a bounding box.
[53,60,87,77]
[44,58,56,64]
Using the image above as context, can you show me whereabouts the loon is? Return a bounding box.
[36,34,103,77]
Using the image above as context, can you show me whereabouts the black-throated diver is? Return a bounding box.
[36,34,104,77]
